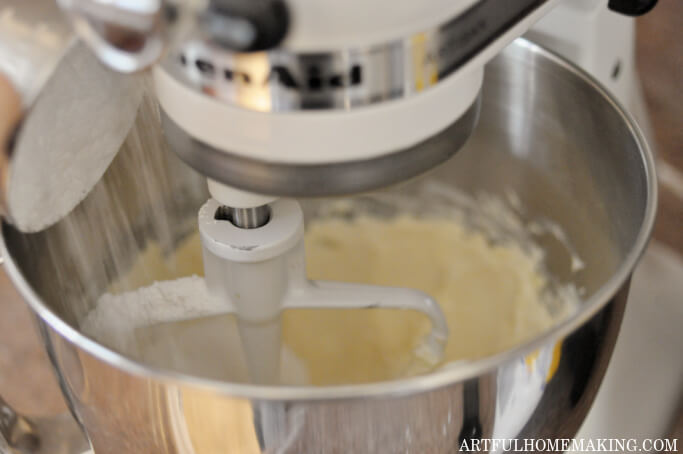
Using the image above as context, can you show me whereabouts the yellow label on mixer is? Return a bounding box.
[411,33,439,92]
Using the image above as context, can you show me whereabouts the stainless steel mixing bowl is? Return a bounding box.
[0,39,656,453]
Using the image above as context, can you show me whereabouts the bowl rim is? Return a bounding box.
[0,38,658,402]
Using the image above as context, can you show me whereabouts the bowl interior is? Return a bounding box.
[2,40,652,378]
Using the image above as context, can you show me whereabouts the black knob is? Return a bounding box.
[203,0,290,52]
[608,0,658,16]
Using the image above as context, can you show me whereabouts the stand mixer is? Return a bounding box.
[0,0,659,452]
[5,0,653,383]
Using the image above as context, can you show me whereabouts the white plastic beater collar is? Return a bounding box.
[198,198,303,263]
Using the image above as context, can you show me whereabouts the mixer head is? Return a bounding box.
[57,0,570,203]
[0,0,660,229]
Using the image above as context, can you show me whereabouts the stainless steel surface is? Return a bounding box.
[1,395,88,454]
[0,39,656,453]
[162,97,480,197]
[1,395,39,452]
[163,0,550,112]
[0,0,142,232]
[220,205,272,229]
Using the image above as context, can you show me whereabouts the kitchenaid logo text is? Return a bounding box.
[179,53,363,91]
